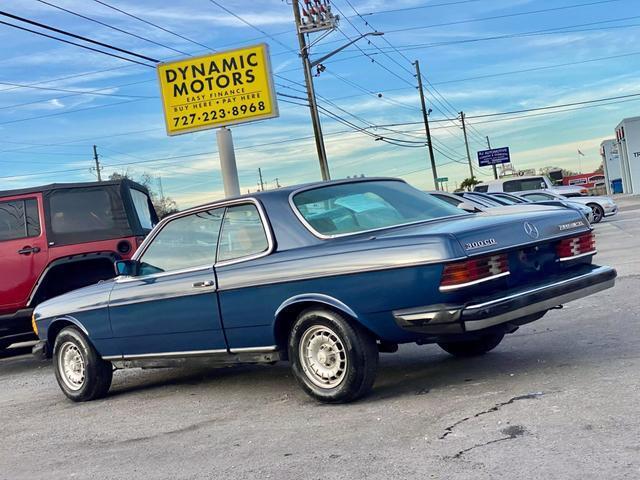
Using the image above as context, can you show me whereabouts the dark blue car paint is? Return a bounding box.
[33,178,599,360]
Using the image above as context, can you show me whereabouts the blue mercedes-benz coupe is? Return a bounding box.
[32,178,616,403]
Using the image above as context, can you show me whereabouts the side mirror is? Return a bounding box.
[458,201,479,213]
[114,259,138,277]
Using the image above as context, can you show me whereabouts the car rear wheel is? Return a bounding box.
[288,308,378,403]
[588,203,604,223]
[53,327,113,402]
[438,332,505,357]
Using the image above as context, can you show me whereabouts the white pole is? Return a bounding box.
[217,127,240,198]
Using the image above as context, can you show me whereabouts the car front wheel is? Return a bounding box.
[288,308,378,403]
[53,327,113,402]
[438,332,505,357]
[588,203,604,223]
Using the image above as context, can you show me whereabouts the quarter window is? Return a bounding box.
[217,204,269,262]
[0,199,40,242]
[138,208,223,275]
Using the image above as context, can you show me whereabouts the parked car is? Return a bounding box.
[485,192,595,223]
[514,190,617,223]
[474,175,588,197]
[431,191,594,223]
[0,180,158,353]
[33,178,616,404]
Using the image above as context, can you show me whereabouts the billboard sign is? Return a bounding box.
[477,147,510,167]
[157,43,279,136]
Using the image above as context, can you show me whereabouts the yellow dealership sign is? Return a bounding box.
[157,43,279,136]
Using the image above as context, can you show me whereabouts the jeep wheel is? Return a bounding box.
[289,308,378,404]
[438,332,505,357]
[53,327,113,402]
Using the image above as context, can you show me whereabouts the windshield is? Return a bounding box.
[292,180,465,237]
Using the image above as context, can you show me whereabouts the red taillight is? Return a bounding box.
[440,254,509,291]
[556,232,596,261]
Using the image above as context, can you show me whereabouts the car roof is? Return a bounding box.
[176,177,408,215]
[475,175,545,187]
[0,179,150,197]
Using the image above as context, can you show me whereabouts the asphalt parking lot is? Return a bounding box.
[2,197,640,480]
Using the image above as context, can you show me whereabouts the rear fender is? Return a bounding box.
[275,293,358,320]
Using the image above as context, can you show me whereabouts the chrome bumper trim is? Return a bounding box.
[464,277,614,331]
[394,265,616,334]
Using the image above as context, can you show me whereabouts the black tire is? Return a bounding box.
[288,308,378,404]
[53,327,113,402]
[588,203,604,223]
[438,332,505,357]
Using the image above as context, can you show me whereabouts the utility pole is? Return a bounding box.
[292,0,329,181]
[258,168,265,191]
[92,145,102,182]
[460,112,474,180]
[291,1,379,181]
[486,136,498,180]
[414,60,439,190]
[157,176,165,200]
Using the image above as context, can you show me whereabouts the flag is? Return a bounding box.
[577,149,585,156]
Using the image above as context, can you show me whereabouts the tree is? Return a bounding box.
[108,172,178,219]
[459,177,481,191]
[594,162,604,174]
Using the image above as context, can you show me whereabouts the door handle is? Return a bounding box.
[192,280,214,288]
[18,246,41,255]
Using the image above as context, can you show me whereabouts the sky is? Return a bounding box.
[1,0,639,207]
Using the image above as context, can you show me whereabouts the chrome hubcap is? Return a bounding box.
[299,325,347,389]
[58,342,85,391]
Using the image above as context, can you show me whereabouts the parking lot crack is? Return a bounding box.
[439,392,543,440]
[450,425,528,459]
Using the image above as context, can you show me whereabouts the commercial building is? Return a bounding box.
[615,116,640,194]
[600,139,623,194]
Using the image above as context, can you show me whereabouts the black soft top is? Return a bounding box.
[0,179,149,198]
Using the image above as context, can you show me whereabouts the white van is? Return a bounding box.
[474,175,588,197]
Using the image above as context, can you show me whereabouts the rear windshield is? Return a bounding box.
[292,181,464,237]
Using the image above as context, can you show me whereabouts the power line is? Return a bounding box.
[355,0,482,17]
[384,0,623,34]
[0,10,159,62]
[91,0,212,51]
[35,0,190,56]
[0,19,156,67]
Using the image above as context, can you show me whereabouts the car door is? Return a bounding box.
[108,207,227,357]
[0,195,49,315]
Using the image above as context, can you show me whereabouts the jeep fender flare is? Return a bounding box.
[27,252,119,307]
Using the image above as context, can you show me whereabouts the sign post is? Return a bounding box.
[157,43,279,197]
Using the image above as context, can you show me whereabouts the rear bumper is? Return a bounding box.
[393,265,616,335]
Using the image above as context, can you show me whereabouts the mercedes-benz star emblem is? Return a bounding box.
[524,221,540,239]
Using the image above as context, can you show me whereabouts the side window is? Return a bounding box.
[502,180,522,192]
[130,188,155,230]
[138,208,223,276]
[474,185,488,192]
[523,193,553,201]
[217,204,269,262]
[0,198,40,242]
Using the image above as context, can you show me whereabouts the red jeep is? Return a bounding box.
[0,180,158,353]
